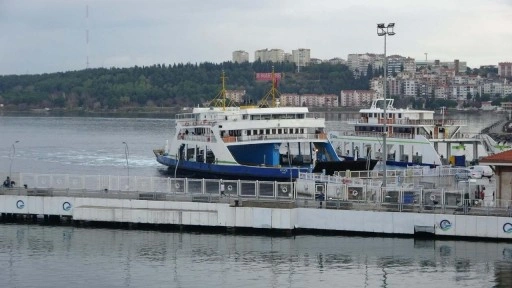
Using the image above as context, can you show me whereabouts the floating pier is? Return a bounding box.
[1,170,512,240]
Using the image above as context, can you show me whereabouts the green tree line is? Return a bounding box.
[0,61,369,111]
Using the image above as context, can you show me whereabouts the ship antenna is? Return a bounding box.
[86,3,90,69]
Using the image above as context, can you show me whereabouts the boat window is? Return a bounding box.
[243,115,248,120]
[251,115,261,120]
[284,129,288,134]
[295,128,299,134]
[278,129,282,134]
[272,129,276,134]
[300,128,304,133]
[247,130,252,136]
[259,129,264,134]
[373,113,377,118]
[266,129,270,134]
[289,128,293,134]
[398,113,402,118]
[262,114,271,120]
[253,129,258,135]
[297,114,304,119]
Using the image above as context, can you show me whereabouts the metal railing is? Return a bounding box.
[1,172,509,217]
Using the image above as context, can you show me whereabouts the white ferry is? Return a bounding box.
[153,72,378,180]
[329,98,477,167]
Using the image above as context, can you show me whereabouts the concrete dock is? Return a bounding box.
[1,170,512,240]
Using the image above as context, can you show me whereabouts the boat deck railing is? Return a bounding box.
[221,133,327,143]
[348,118,468,126]
[330,131,414,139]
[1,172,509,217]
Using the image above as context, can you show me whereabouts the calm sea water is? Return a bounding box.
[0,113,511,288]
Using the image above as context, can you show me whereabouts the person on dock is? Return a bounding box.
[3,176,14,188]
[220,180,225,197]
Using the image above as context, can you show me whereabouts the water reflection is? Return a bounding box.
[1,224,512,287]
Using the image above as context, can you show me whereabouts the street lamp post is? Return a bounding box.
[377,23,395,189]
[9,140,20,179]
[122,142,129,190]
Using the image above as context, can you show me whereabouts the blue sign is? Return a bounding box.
[16,200,25,209]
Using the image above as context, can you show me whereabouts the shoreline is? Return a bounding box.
[0,107,503,118]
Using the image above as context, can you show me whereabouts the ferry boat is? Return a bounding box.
[329,98,479,167]
[153,71,378,181]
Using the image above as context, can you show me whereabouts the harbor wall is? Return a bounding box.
[2,194,512,240]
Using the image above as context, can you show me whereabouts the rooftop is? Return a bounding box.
[479,149,512,166]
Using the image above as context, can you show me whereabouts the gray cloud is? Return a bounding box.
[0,0,511,75]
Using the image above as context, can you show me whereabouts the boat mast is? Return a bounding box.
[221,70,227,111]
[260,66,280,108]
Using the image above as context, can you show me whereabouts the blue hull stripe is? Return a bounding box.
[156,155,309,180]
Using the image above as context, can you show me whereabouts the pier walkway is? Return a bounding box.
[1,169,512,240]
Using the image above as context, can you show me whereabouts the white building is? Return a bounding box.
[292,48,311,68]
[402,80,417,96]
[232,50,249,63]
[255,48,285,63]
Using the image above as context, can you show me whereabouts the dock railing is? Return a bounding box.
[1,171,509,217]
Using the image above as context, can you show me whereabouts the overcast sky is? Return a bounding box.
[0,0,511,75]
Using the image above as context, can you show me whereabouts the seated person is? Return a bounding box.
[3,176,13,188]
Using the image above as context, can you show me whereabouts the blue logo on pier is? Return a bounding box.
[16,200,25,209]
[439,220,452,231]
[62,202,72,211]
[503,223,512,233]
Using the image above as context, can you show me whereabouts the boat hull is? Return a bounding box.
[155,153,378,181]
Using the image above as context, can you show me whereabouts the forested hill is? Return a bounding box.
[0,61,369,111]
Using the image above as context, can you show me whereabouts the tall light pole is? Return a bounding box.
[377,23,395,188]
[9,140,19,180]
[122,142,129,190]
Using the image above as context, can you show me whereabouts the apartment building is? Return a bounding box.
[499,62,512,78]
[292,48,311,68]
[232,50,249,63]
[340,90,377,107]
[226,90,246,103]
[280,94,338,107]
[255,49,285,63]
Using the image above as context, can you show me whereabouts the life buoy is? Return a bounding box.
[281,186,288,193]
[430,194,436,201]
[227,185,233,191]
[352,190,358,197]
[175,183,180,189]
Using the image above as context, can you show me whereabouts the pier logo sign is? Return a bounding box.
[16,200,25,209]
[62,202,72,211]
[439,219,452,231]
[503,223,512,233]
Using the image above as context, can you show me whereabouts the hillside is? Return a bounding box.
[0,61,369,111]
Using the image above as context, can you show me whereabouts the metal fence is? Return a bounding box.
[1,172,511,217]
